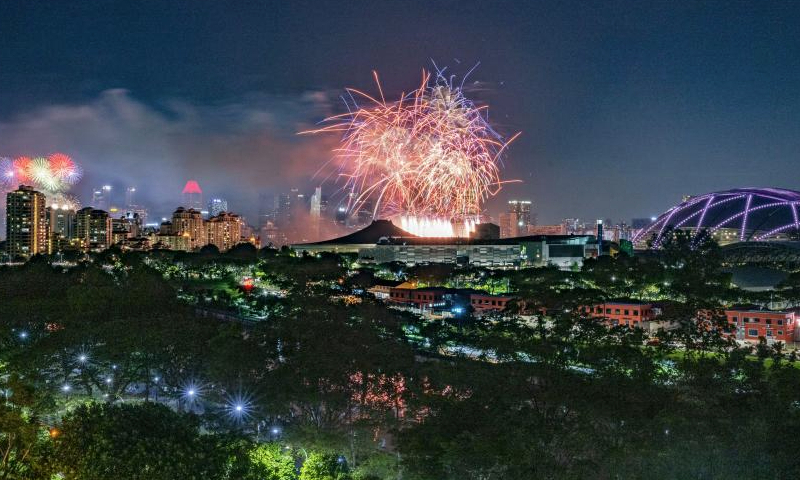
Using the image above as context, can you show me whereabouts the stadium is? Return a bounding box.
[634,188,800,247]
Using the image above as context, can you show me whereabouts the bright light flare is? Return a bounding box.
[399,215,480,237]
[224,391,254,423]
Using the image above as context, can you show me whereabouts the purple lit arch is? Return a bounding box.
[633,188,800,247]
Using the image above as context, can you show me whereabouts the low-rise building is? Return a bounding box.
[725,308,798,344]
[367,280,405,299]
[388,285,447,308]
[469,293,516,313]
[153,233,192,252]
[583,301,658,328]
[292,220,600,270]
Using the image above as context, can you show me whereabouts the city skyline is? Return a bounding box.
[2,1,800,225]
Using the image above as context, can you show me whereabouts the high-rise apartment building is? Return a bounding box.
[76,207,112,251]
[206,212,242,251]
[6,185,47,258]
[171,207,206,249]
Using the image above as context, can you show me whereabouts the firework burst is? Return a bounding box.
[305,67,519,231]
[0,157,15,188]
[0,152,82,194]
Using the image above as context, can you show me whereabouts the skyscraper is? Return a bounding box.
[310,187,322,219]
[6,185,47,259]
[258,192,277,228]
[208,198,228,217]
[125,187,137,207]
[276,193,292,226]
[309,187,323,240]
[182,180,203,211]
[47,205,77,239]
[76,207,111,251]
[92,185,112,211]
[508,200,532,226]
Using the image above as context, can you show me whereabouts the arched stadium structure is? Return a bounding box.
[633,188,800,247]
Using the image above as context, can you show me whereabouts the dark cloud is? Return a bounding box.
[0,89,341,223]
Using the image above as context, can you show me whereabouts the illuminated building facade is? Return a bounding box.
[47,205,77,240]
[500,200,533,238]
[208,198,228,217]
[583,302,658,328]
[76,207,112,251]
[206,212,242,251]
[293,220,599,270]
[6,185,47,259]
[182,180,204,211]
[92,185,112,212]
[635,188,800,248]
[46,205,78,254]
[726,308,798,344]
[154,233,192,251]
[171,207,206,249]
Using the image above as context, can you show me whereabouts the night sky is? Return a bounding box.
[2,0,800,224]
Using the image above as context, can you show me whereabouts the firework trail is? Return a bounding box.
[304,67,519,231]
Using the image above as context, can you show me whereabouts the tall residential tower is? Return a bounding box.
[5,185,47,259]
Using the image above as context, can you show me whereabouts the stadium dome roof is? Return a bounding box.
[633,188,800,246]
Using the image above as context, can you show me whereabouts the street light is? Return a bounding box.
[225,392,252,424]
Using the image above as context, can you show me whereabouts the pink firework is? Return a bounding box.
[305,68,519,223]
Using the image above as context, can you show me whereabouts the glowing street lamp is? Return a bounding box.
[225,391,252,424]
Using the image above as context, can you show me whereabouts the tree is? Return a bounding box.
[299,453,349,480]
[51,402,225,480]
[245,443,298,480]
[0,375,50,480]
[200,244,222,256]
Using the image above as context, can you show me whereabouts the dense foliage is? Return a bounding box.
[1,238,799,479]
